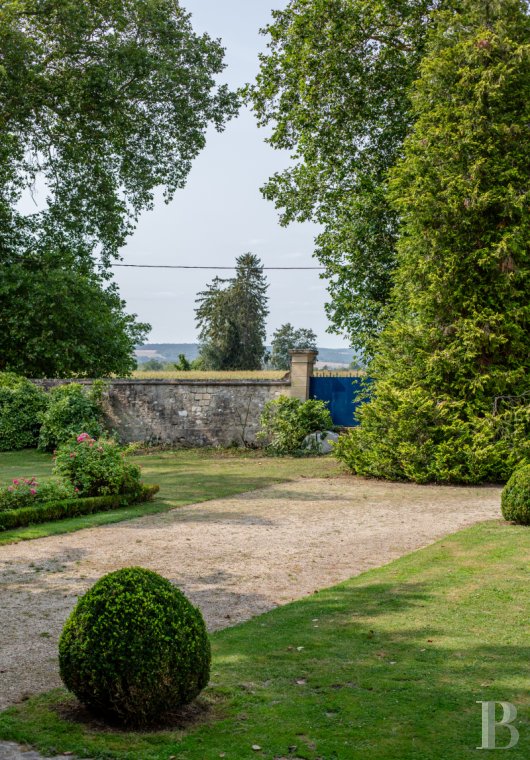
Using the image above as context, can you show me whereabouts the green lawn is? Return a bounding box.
[0,520,529,758]
[0,449,341,545]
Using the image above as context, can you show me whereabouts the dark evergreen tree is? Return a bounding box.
[335,0,530,483]
[195,254,269,370]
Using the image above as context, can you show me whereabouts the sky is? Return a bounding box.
[112,0,348,348]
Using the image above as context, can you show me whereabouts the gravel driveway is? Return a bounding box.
[0,476,501,710]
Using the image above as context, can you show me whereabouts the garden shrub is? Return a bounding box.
[0,485,160,531]
[334,389,530,484]
[59,567,211,727]
[258,396,333,455]
[501,465,530,525]
[38,383,104,452]
[0,373,48,451]
[53,434,142,497]
[0,477,76,511]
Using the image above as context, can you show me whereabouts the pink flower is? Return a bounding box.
[77,433,92,443]
[30,489,37,495]
[12,479,19,485]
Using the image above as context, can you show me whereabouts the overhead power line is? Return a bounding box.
[112,263,325,271]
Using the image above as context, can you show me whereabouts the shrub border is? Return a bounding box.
[0,485,160,531]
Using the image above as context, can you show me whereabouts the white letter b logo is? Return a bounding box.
[477,701,519,750]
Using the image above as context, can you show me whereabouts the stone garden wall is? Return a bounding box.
[36,379,291,447]
[105,379,291,447]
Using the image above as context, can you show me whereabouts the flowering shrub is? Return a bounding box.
[53,434,142,497]
[0,477,76,512]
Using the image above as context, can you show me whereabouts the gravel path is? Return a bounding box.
[0,743,76,760]
[0,476,501,718]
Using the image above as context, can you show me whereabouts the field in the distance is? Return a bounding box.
[131,370,288,380]
[131,370,364,380]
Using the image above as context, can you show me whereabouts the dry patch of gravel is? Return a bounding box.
[0,476,501,710]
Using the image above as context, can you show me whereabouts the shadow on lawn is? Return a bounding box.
[214,579,530,758]
[1,575,530,758]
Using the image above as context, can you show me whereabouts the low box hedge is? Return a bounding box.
[0,484,160,531]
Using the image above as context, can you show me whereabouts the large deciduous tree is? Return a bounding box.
[247,0,441,356]
[195,254,269,370]
[0,0,237,377]
[270,323,318,371]
[334,0,530,483]
[0,253,149,377]
[0,0,238,267]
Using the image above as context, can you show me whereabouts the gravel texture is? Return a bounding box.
[0,475,501,719]
[0,742,83,760]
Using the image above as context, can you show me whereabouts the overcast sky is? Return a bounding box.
[113,0,348,348]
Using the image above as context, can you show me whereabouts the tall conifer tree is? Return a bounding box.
[195,254,269,370]
[336,0,530,483]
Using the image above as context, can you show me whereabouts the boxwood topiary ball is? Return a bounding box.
[59,567,210,727]
[501,465,530,525]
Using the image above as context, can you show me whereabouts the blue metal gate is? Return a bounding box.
[309,376,365,427]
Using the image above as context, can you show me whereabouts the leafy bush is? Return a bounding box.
[258,397,333,455]
[502,465,530,525]
[53,434,142,497]
[334,388,530,484]
[0,373,48,451]
[0,477,76,511]
[59,567,211,727]
[38,383,104,452]
[0,485,159,531]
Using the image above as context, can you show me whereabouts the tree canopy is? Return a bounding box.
[270,323,318,371]
[0,252,149,377]
[334,0,530,483]
[0,0,238,268]
[247,0,441,355]
[0,0,238,377]
[195,254,269,370]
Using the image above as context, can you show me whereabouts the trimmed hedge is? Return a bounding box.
[501,465,530,526]
[59,568,211,727]
[0,485,159,531]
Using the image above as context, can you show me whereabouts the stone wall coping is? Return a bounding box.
[33,378,292,388]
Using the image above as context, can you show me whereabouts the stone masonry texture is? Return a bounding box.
[35,380,291,447]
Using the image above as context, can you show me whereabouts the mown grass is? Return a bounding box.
[131,370,287,380]
[1,520,529,759]
[0,449,341,545]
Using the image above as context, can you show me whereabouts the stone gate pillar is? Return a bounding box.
[289,349,318,401]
